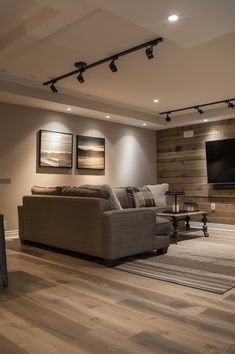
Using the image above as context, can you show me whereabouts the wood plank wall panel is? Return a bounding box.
[156,118,235,225]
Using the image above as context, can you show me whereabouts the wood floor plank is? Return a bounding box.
[0,334,30,354]
[0,323,91,354]
[117,298,235,341]
[130,331,203,354]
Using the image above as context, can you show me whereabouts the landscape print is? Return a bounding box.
[77,135,105,170]
[39,130,73,168]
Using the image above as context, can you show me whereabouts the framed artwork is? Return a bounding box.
[76,135,105,170]
[39,130,73,168]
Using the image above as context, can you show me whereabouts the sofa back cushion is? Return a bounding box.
[61,186,102,198]
[144,183,169,208]
[102,184,122,210]
[62,184,122,210]
[113,187,130,209]
[31,186,62,195]
[126,187,155,208]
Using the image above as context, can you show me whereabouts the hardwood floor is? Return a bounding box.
[0,233,235,354]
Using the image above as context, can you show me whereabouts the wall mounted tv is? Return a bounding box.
[205,138,235,184]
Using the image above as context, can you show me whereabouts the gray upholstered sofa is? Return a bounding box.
[18,185,171,266]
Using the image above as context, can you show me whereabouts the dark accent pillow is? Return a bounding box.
[126,187,137,208]
[31,186,62,195]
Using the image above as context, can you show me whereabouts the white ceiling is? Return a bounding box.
[0,0,234,129]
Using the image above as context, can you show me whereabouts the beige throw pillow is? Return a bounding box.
[144,183,169,208]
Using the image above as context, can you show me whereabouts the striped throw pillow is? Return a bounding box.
[126,187,155,208]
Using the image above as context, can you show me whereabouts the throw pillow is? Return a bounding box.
[144,183,169,208]
[126,187,155,208]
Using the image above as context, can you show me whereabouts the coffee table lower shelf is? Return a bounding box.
[157,210,209,244]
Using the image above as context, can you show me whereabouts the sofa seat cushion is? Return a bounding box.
[156,216,172,235]
[126,187,155,208]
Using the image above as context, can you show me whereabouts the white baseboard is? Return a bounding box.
[191,222,235,232]
[5,230,19,239]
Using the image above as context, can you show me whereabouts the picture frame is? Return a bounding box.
[39,130,73,168]
[76,135,105,170]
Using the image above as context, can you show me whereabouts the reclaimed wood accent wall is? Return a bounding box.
[156,118,235,225]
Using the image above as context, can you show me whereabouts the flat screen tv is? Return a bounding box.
[205,138,235,184]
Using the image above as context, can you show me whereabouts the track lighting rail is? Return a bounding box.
[160,98,235,115]
[160,98,235,122]
[43,37,163,89]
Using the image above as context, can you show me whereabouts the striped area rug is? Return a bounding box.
[116,230,235,294]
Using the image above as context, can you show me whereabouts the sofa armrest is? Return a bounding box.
[101,208,157,260]
[19,195,113,257]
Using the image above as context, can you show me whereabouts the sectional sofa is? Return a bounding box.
[18,184,172,266]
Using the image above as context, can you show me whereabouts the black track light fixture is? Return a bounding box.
[43,37,163,91]
[227,101,235,109]
[196,106,204,114]
[77,71,85,84]
[165,113,171,122]
[50,82,57,94]
[145,45,154,60]
[109,59,118,73]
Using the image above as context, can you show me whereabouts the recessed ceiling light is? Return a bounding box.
[204,119,208,122]
[153,99,159,103]
[168,14,178,22]
[67,107,71,111]
[142,123,147,126]
[106,115,110,119]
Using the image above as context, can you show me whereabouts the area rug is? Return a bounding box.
[116,231,235,294]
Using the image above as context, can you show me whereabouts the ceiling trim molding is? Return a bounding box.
[0,78,163,125]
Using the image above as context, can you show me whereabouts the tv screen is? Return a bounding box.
[205,138,235,184]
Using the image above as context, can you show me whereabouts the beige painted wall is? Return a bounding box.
[0,102,156,230]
